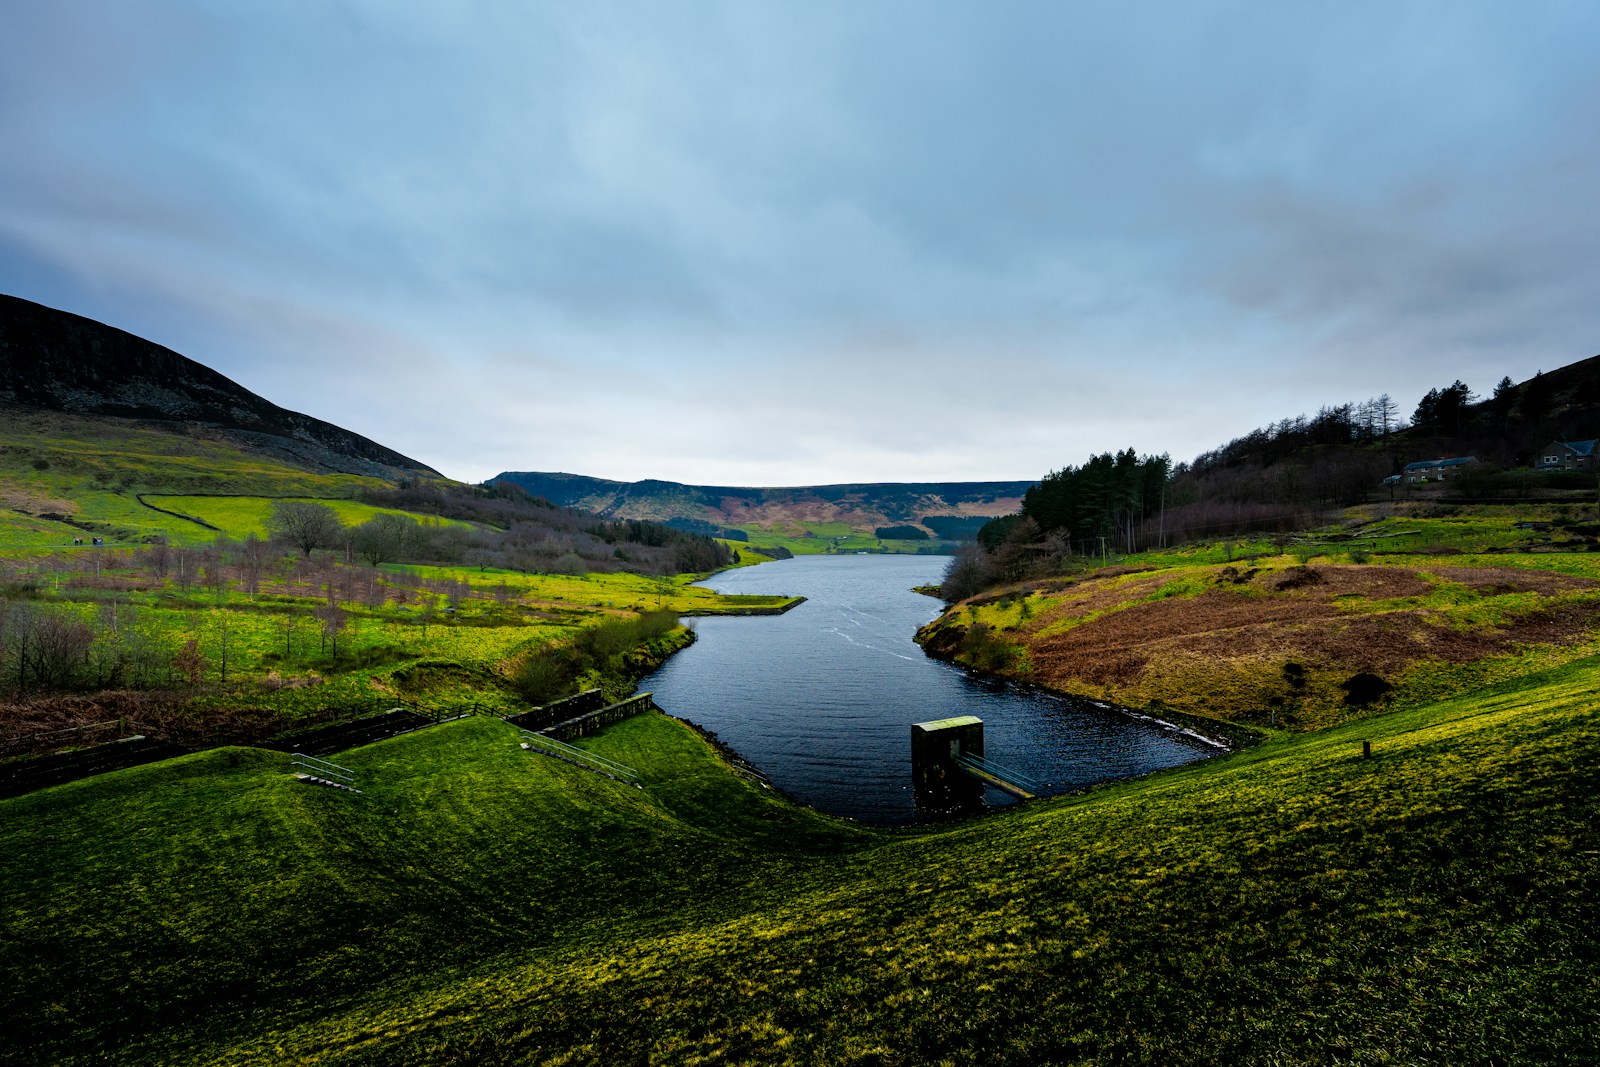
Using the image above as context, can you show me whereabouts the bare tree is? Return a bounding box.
[239,533,273,598]
[317,605,348,662]
[266,500,344,558]
[352,512,420,567]
[172,548,200,591]
[940,543,993,603]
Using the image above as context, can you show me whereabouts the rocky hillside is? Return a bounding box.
[0,294,438,480]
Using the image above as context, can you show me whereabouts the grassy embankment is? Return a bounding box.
[2,647,1597,1064]
[920,504,1600,731]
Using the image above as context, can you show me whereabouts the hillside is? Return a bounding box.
[0,294,437,480]
[921,506,1600,730]
[2,663,1595,1064]
[492,470,1032,543]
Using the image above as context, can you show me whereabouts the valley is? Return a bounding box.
[1,297,1598,1064]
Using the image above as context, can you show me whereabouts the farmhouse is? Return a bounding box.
[1402,456,1476,484]
[1537,439,1598,472]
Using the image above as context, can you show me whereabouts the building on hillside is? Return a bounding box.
[1537,439,1598,471]
[1402,456,1477,484]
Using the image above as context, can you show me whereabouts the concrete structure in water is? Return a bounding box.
[911,715,985,817]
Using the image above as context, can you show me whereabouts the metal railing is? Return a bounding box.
[953,751,1041,799]
[290,752,361,793]
[519,730,640,787]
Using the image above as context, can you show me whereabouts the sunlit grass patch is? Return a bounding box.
[141,495,474,539]
[0,410,390,549]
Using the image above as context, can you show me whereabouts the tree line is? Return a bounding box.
[942,369,1574,600]
[273,481,732,576]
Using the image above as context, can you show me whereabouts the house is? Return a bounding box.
[1402,456,1476,484]
[1537,439,1598,471]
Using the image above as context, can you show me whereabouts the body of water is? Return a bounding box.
[642,554,1219,825]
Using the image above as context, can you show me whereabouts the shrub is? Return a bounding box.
[1341,672,1393,706]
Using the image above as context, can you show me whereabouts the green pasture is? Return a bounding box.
[384,562,800,615]
[3,649,1597,1064]
[0,411,390,549]
[142,495,474,540]
[735,520,942,556]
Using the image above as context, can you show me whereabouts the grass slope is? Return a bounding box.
[0,409,391,548]
[923,513,1600,729]
[142,496,475,539]
[4,660,1598,1064]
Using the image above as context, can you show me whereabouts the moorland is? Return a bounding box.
[2,297,1598,1064]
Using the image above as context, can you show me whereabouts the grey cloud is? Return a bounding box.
[3,2,1599,484]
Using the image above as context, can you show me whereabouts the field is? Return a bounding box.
[734,520,946,556]
[0,409,390,548]
[2,648,1596,1064]
[380,562,799,615]
[0,541,788,748]
[142,495,477,539]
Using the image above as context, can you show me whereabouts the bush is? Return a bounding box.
[514,611,681,706]
[1341,672,1393,706]
[959,623,1018,673]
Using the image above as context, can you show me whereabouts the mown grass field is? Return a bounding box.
[2,652,1597,1064]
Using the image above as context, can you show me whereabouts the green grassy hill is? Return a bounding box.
[3,660,1596,1064]
[0,408,398,548]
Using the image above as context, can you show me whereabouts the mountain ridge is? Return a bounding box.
[491,469,1034,534]
[0,294,439,481]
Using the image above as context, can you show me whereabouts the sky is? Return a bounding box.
[3,2,1599,486]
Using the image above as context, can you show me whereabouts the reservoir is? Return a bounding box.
[641,554,1219,825]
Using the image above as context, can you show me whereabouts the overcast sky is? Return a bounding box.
[3,2,1598,486]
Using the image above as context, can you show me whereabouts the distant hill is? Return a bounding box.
[0,294,438,480]
[491,471,1034,539]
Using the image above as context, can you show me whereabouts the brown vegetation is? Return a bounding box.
[922,561,1600,729]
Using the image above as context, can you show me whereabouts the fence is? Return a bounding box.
[0,717,153,758]
[519,730,640,787]
[290,752,361,793]
[953,751,1041,800]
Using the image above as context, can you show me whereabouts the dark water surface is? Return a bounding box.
[642,554,1220,825]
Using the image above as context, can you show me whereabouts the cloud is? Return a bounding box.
[2,2,1598,485]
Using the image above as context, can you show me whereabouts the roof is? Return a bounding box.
[912,716,983,732]
[1562,439,1598,456]
[1403,456,1476,470]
